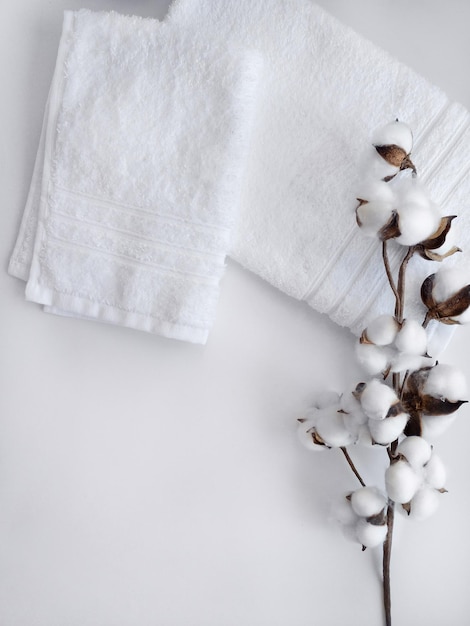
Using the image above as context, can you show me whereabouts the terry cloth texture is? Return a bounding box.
[168,0,470,345]
[8,9,261,344]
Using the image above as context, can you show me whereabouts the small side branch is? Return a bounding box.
[340,447,366,487]
[396,246,416,323]
[382,240,400,314]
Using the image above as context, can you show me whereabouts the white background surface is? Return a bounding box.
[2,1,470,625]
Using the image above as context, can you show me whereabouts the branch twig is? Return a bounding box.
[340,447,366,487]
[382,240,400,314]
[396,246,415,323]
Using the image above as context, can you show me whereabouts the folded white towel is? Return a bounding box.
[8,9,261,344]
[168,0,470,343]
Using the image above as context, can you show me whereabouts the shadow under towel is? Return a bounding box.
[9,9,261,344]
[168,0,470,346]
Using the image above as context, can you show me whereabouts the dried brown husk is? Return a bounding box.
[403,411,422,437]
[386,401,405,418]
[417,216,461,261]
[359,329,374,345]
[375,144,407,167]
[378,211,401,241]
[366,509,387,526]
[401,365,467,435]
[401,502,412,515]
[420,247,461,262]
[420,216,457,250]
[374,144,416,179]
[421,273,470,323]
[420,274,437,310]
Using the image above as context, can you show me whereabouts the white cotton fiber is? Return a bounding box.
[394,319,427,355]
[396,201,441,246]
[356,199,394,237]
[396,436,432,470]
[303,407,320,426]
[340,391,363,416]
[361,144,400,180]
[366,314,399,346]
[356,343,389,375]
[390,352,430,374]
[385,460,421,503]
[314,390,341,409]
[432,266,470,302]
[368,412,408,445]
[424,453,447,490]
[397,181,431,209]
[355,518,388,548]
[332,496,358,526]
[372,120,413,154]
[424,363,467,402]
[409,487,440,521]
[360,379,397,420]
[350,487,386,518]
[297,419,323,451]
[420,414,456,440]
[356,179,395,205]
[316,411,356,448]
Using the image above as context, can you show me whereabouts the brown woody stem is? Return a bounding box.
[381,243,415,626]
[382,240,400,312]
[340,447,366,487]
[383,501,395,626]
[396,246,415,322]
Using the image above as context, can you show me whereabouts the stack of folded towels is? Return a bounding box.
[9,0,470,345]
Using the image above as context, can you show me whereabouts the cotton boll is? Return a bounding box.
[315,410,357,448]
[366,314,399,346]
[396,436,432,470]
[385,460,421,504]
[356,343,389,375]
[356,424,374,446]
[368,412,408,445]
[339,396,369,440]
[343,407,368,429]
[409,487,440,521]
[390,353,431,374]
[356,178,396,205]
[420,414,456,440]
[303,406,320,425]
[340,390,363,416]
[394,319,427,355]
[397,181,431,209]
[356,199,394,237]
[332,495,358,527]
[297,419,324,451]
[360,379,398,420]
[314,390,341,409]
[342,521,361,544]
[350,487,387,518]
[372,120,413,155]
[361,144,399,179]
[424,363,467,402]
[355,518,388,548]
[424,454,447,490]
[396,201,441,246]
[432,266,470,302]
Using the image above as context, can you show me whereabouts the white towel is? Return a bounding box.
[168,0,470,343]
[8,9,261,344]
